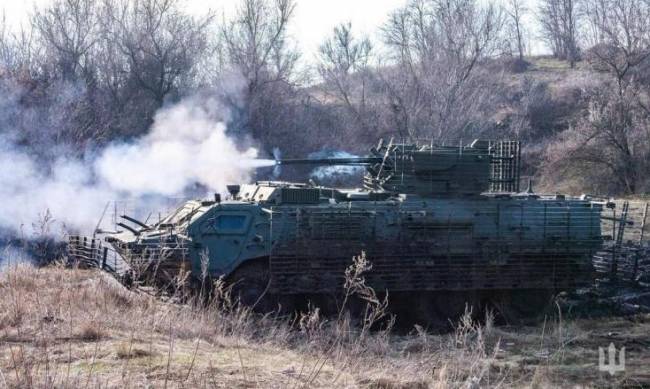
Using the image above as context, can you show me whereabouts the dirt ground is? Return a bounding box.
[1,264,649,388]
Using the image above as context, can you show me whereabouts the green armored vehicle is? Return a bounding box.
[70,140,604,322]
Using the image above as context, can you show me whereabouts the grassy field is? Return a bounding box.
[0,263,649,388]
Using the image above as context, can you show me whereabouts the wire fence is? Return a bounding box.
[596,200,650,283]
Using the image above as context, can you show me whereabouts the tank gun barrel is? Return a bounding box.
[276,157,382,166]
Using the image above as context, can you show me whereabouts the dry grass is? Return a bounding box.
[0,260,648,388]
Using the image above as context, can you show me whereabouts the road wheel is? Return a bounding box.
[490,289,555,325]
[227,258,279,313]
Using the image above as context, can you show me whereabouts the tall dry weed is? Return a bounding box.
[0,253,584,387]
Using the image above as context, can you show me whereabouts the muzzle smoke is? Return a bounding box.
[0,96,273,236]
[97,100,274,195]
[308,150,364,180]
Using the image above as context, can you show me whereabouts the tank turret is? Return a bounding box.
[277,139,521,197]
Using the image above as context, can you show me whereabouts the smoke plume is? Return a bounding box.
[309,150,364,181]
[97,99,274,196]
[0,95,274,236]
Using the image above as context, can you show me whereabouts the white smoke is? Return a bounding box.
[309,150,364,181]
[0,96,275,235]
[0,148,114,233]
[97,99,273,196]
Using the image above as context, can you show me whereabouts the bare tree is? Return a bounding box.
[0,13,16,73]
[111,0,212,105]
[538,0,580,67]
[0,15,43,77]
[220,0,299,94]
[505,0,527,60]
[544,85,649,194]
[583,0,650,89]
[32,0,99,81]
[219,0,301,143]
[381,0,505,140]
[317,23,376,134]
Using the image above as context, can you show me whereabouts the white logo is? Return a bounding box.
[598,343,625,376]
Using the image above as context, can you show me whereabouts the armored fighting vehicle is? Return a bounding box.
[69,139,604,323]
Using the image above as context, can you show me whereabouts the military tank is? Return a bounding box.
[69,139,604,323]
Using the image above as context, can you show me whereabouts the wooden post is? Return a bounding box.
[612,201,630,280]
[102,247,108,269]
[639,202,648,244]
[88,237,94,268]
[610,208,617,279]
[633,249,640,280]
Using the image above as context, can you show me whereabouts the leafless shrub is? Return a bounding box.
[543,74,650,195]
[76,320,105,341]
[500,56,531,73]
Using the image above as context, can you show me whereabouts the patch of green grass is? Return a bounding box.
[529,56,572,71]
[73,360,113,373]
